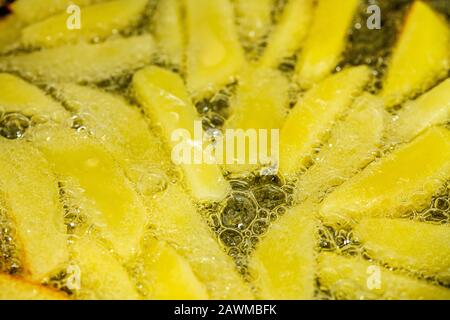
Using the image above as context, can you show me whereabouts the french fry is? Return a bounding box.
[0,15,23,52]
[185,0,245,97]
[0,140,68,281]
[153,0,185,68]
[52,83,172,184]
[320,127,450,225]
[0,73,69,123]
[145,183,253,299]
[318,253,450,300]
[139,238,209,300]
[224,66,289,173]
[0,35,154,83]
[280,65,371,176]
[11,0,106,25]
[381,1,449,107]
[234,0,273,53]
[295,0,360,89]
[355,218,450,283]
[249,205,317,299]
[259,0,313,68]
[133,66,230,201]
[22,0,148,48]
[296,93,385,201]
[0,273,68,300]
[30,126,148,260]
[391,79,450,143]
[73,237,141,300]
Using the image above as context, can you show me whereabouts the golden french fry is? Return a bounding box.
[139,238,209,300]
[318,252,450,300]
[0,140,68,280]
[296,93,385,201]
[0,273,68,300]
[185,0,245,97]
[295,0,360,89]
[153,0,184,68]
[133,66,230,201]
[381,1,449,107]
[355,218,450,283]
[320,127,450,225]
[259,0,313,68]
[0,35,154,83]
[22,0,147,48]
[0,73,69,123]
[391,79,450,143]
[249,205,317,299]
[145,183,253,299]
[31,126,148,260]
[73,237,141,300]
[280,65,371,176]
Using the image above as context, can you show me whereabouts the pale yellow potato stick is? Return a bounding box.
[259,0,313,68]
[0,140,68,281]
[145,183,253,299]
[73,237,141,300]
[320,127,450,225]
[0,273,68,300]
[0,73,69,123]
[22,0,148,48]
[153,0,185,68]
[11,0,107,25]
[318,253,450,300]
[31,126,148,260]
[0,35,155,83]
[296,93,385,201]
[133,66,230,201]
[139,238,209,300]
[381,1,449,107]
[224,66,289,173]
[296,0,360,89]
[249,204,317,299]
[185,0,245,97]
[355,218,450,283]
[391,79,450,143]
[280,65,371,176]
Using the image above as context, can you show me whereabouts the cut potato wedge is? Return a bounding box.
[320,127,450,225]
[0,73,69,123]
[249,205,317,299]
[11,0,106,25]
[280,65,371,176]
[392,79,450,143]
[381,1,449,107]
[0,273,68,300]
[296,93,385,201]
[153,0,184,68]
[0,35,154,83]
[73,237,141,300]
[185,0,245,97]
[145,183,253,299]
[259,0,313,68]
[30,126,148,260]
[318,253,450,300]
[235,0,273,52]
[22,0,148,48]
[140,238,209,300]
[296,0,360,89]
[133,66,230,201]
[52,83,172,185]
[355,218,450,283]
[0,15,23,52]
[0,140,68,281]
